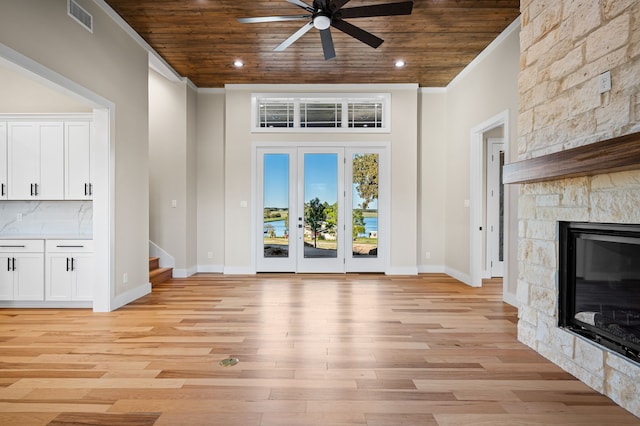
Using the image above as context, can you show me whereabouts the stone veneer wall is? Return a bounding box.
[517,0,640,417]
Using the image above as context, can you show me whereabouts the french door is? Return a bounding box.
[256,145,388,273]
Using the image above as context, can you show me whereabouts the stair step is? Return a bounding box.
[150,267,173,286]
[149,257,160,271]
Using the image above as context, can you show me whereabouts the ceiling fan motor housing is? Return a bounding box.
[313,13,331,30]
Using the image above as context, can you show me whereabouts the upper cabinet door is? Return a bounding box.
[65,122,92,200]
[7,122,64,200]
[38,122,65,200]
[0,123,7,200]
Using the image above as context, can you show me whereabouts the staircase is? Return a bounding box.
[149,257,173,286]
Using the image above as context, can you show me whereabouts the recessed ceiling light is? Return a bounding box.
[233,60,244,68]
[395,60,406,68]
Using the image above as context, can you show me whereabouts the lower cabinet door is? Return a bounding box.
[14,254,45,301]
[0,256,14,300]
[46,254,73,301]
[46,253,93,301]
[72,253,93,301]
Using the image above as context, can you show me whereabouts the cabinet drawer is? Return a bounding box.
[46,240,93,253]
[0,239,44,253]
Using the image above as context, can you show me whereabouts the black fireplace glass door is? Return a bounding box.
[560,222,640,358]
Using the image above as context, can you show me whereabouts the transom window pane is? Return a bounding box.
[253,94,390,132]
[259,102,294,128]
[301,102,342,128]
[348,102,382,128]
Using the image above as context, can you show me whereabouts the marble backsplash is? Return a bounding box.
[0,201,92,238]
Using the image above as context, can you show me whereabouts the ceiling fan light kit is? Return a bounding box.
[237,0,414,60]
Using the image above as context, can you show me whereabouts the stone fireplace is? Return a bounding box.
[513,0,640,417]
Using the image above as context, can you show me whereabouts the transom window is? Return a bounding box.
[252,94,390,132]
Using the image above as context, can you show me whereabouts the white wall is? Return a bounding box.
[417,20,520,300]
[196,90,225,272]
[0,0,150,305]
[0,66,92,113]
[220,84,418,274]
[149,69,199,276]
[418,90,447,272]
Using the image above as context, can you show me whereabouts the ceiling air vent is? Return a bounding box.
[68,0,93,33]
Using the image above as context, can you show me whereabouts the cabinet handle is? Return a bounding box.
[89,183,93,196]
[0,245,26,248]
[11,258,16,271]
[30,183,34,196]
[1,183,4,196]
[34,183,39,196]
[56,245,84,248]
[71,258,75,272]
[84,183,88,196]
[66,257,70,271]
[6,258,10,272]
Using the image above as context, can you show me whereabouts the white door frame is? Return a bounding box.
[0,44,115,312]
[253,141,390,274]
[469,110,510,290]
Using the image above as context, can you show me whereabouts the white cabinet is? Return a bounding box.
[7,122,64,200]
[65,122,93,200]
[0,240,45,301]
[0,122,6,200]
[45,240,93,301]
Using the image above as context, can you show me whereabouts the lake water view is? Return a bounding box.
[264,217,378,237]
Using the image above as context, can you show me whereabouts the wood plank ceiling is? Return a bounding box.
[103,0,521,88]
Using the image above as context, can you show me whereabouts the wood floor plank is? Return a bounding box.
[0,273,637,425]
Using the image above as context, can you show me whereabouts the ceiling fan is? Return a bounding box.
[237,0,414,60]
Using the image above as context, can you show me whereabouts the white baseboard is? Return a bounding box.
[444,266,473,286]
[386,266,419,275]
[113,283,151,311]
[0,301,92,309]
[173,265,198,278]
[223,266,256,275]
[197,264,224,273]
[417,264,445,274]
[503,291,519,307]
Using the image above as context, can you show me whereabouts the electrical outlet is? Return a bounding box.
[425,251,431,260]
[123,273,128,284]
[171,200,177,208]
[207,251,213,259]
[16,213,22,222]
[598,70,611,93]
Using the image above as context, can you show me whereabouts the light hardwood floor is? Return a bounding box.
[0,274,638,425]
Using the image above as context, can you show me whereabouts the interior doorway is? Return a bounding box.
[255,144,388,273]
[485,137,504,278]
[470,110,516,306]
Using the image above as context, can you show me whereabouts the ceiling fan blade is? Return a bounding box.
[319,28,336,60]
[330,0,351,12]
[274,21,315,51]
[331,19,383,48]
[338,1,413,19]
[287,0,314,12]
[237,14,311,24]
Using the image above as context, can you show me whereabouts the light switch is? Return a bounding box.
[171,200,177,208]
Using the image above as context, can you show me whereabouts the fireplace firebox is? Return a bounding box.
[559,222,640,363]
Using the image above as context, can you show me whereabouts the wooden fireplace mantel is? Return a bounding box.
[503,131,640,184]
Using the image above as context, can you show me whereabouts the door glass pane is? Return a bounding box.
[263,154,289,257]
[304,153,338,258]
[352,153,378,258]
